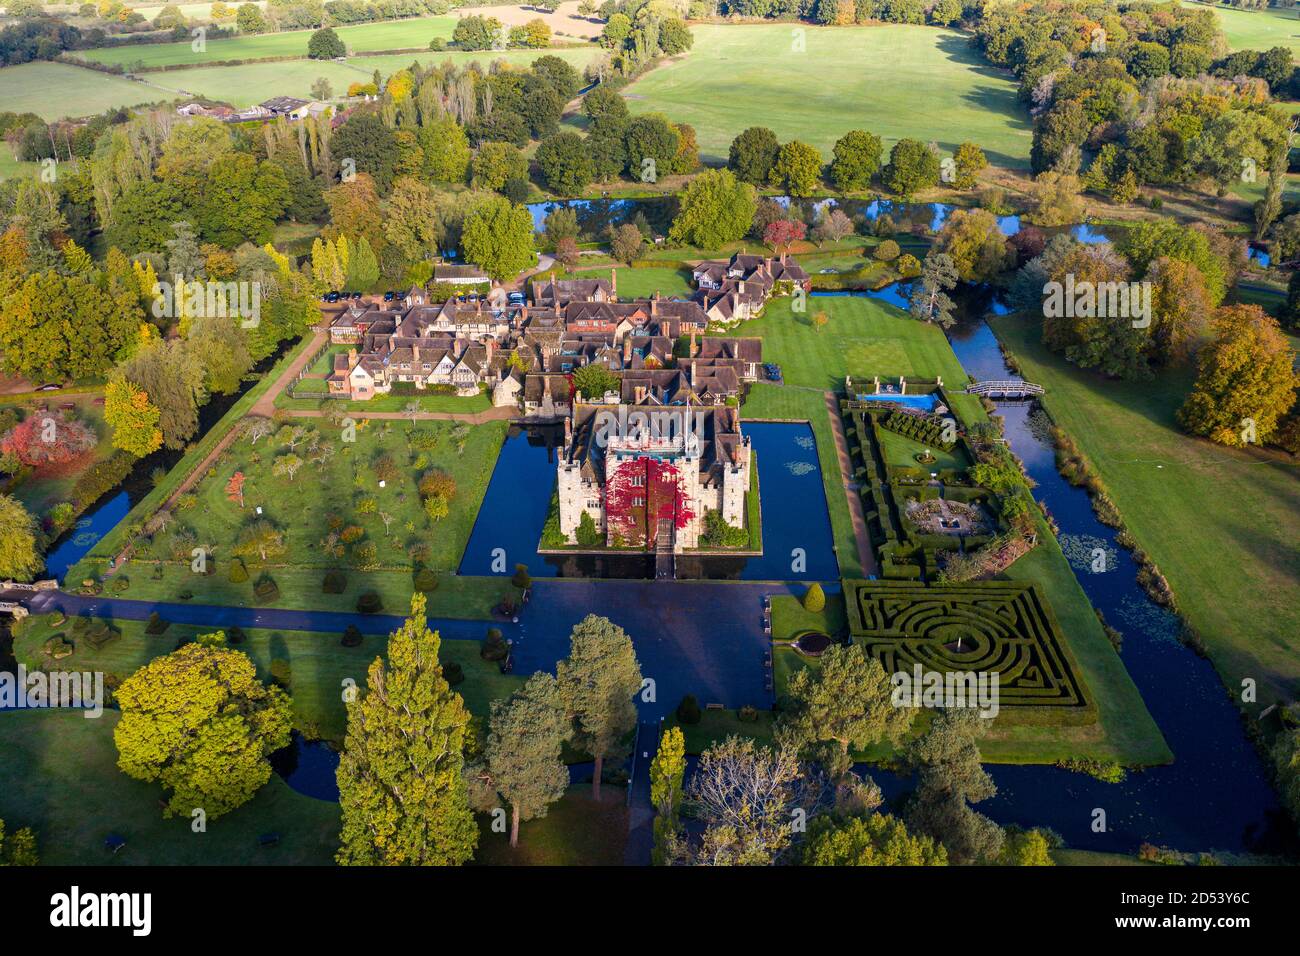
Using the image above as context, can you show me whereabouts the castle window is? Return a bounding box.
[632,496,645,508]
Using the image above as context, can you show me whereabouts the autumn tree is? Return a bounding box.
[952,141,988,189]
[0,415,96,467]
[812,208,855,247]
[763,218,807,255]
[116,338,206,450]
[609,222,644,265]
[1042,243,1148,379]
[225,471,246,508]
[935,208,1013,283]
[233,518,286,563]
[0,818,39,866]
[1146,256,1213,365]
[1178,304,1298,447]
[480,672,570,847]
[557,614,643,800]
[114,638,292,819]
[336,593,478,865]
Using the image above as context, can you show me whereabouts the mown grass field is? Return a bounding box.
[13,616,521,742]
[993,313,1300,710]
[622,23,1032,168]
[1184,1,1300,54]
[0,61,167,119]
[78,15,459,69]
[568,264,694,299]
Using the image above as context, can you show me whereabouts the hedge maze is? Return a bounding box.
[847,579,1091,712]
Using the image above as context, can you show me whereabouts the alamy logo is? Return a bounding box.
[50,886,152,936]
[0,666,104,718]
[152,275,261,328]
[890,665,1000,718]
[592,407,707,453]
[1042,274,1151,329]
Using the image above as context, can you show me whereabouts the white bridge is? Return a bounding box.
[966,380,1045,398]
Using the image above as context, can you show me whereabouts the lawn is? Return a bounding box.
[0,150,36,182]
[77,15,459,69]
[0,61,166,120]
[876,426,972,472]
[0,709,341,866]
[474,785,627,865]
[569,265,694,299]
[13,615,521,742]
[1184,1,1300,54]
[992,313,1300,710]
[274,389,493,413]
[622,23,1032,168]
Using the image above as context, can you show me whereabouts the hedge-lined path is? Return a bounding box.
[824,390,879,577]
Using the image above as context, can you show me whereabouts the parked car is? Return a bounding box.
[350,291,363,300]
[383,290,395,301]
[36,383,62,391]
[324,291,340,303]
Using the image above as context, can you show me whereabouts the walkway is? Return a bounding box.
[281,405,517,424]
[250,327,328,418]
[823,391,880,577]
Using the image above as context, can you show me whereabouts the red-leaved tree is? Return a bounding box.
[0,416,96,467]
[226,471,246,508]
[763,219,807,255]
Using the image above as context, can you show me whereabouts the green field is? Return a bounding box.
[78,16,459,69]
[622,23,1032,168]
[569,265,694,299]
[13,616,521,742]
[0,61,167,120]
[0,150,37,182]
[1184,1,1300,54]
[992,313,1300,709]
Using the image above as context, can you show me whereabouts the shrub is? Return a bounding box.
[511,563,531,589]
[738,705,760,723]
[253,575,280,603]
[44,636,74,659]
[226,625,246,645]
[110,576,130,593]
[322,569,347,594]
[874,239,901,261]
[228,558,248,583]
[413,568,439,592]
[803,582,826,613]
[480,627,509,661]
[341,625,363,648]
[676,694,702,725]
[443,661,465,686]
[145,612,169,635]
[356,591,383,613]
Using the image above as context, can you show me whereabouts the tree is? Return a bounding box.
[308,26,345,59]
[781,644,913,776]
[453,14,502,51]
[557,614,642,800]
[1042,243,1147,379]
[883,139,940,196]
[623,114,680,181]
[1121,219,1230,305]
[472,142,528,192]
[770,140,822,197]
[481,672,570,847]
[728,126,780,185]
[235,2,266,33]
[830,130,882,192]
[668,168,756,248]
[609,222,643,265]
[417,116,470,184]
[0,495,41,582]
[1000,827,1055,866]
[1024,170,1085,227]
[936,208,1013,283]
[909,252,959,327]
[763,219,806,255]
[802,581,824,612]
[233,518,286,563]
[311,76,333,101]
[336,593,478,865]
[104,377,163,457]
[0,415,96,467]
[460,196,535,281]
[803,812,947,866]
[572,361,619,399]
[0,818,39,866]
[812,208,855,247]
[116,339,205,450]
[1178,305,1298,447]
[114,640,292,819]
[536,132,595,196]
[686,735,801,866]
[383,177,441,263]
[953,141,987,189]
[1147,256,1213,365]
[906,709,1003,864]
[650,725,685,864]
[553,236,580,270]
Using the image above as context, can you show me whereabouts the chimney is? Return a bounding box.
[635,385,646,404]
[690,360,696,389]
[738,280,745,296]
[623,337,633,364]
[690,330,698,359]
[650,296,658,318]
[412,344,420,363]
[485,337,495,363]
[610,267,617,299]
[348,348,357,365]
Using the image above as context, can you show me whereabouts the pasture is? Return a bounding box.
[621,23,1033,168]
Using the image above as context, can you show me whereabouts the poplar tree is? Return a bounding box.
[336,593,478,866]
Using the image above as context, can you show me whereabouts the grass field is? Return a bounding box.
[474,785,627,865]
[0,61,167,119]
[13,616,521,742]
[622,23,1032,168]
[0,150,36,182]
[0,709,341,866]
[992,313,1300,709]
[569,265,694,299]
[78,16,459,69]
[1184,1,1300,54]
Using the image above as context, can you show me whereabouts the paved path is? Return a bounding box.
[250,327,329,418]
[824,390,880,578]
